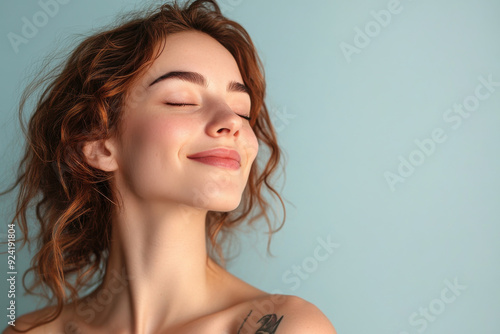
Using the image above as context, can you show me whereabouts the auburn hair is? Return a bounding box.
[1,0,285,331]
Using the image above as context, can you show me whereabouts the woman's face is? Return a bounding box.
[114,30,259,212]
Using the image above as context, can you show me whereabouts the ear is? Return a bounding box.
[82,138,119,172]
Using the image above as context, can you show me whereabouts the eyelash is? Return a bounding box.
[239,114,251,121]
[166,103,251,121]
[166,103,195,107]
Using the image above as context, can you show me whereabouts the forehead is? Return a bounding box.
[146,30,243,84]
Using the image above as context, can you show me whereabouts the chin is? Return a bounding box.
[187,182,245,212]
[207,197,242,213]
[191,193,242,213]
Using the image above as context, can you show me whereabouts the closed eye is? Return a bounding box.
[166,102,250,121]
[166,102,196,107]
[239,114,251,121]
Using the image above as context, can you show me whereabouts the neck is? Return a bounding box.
[79,195,226,333]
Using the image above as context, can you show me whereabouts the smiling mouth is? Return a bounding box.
[187,148,241,170]
[188,156,240,170]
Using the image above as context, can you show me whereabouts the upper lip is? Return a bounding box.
[187,148,241,163]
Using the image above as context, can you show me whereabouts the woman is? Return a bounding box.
[3,1,336,333]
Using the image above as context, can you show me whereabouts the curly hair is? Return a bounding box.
[1,0,285,331]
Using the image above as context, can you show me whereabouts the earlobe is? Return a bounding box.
[82,138,119,172]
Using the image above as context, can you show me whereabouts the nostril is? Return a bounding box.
[216,127,238,135]
[217,127,233,134]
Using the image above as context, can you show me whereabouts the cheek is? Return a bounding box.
[151,116,194,147]
[138,114,192,143]
[243,128,259,164]
[120,115,193,173]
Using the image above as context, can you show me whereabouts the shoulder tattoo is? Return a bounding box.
[237,310,284,334]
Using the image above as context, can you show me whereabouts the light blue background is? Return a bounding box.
[1,0,499,333]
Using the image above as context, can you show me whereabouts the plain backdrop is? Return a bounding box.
[1,0,500,333]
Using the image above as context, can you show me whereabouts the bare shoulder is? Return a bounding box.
[2,305,67,334]
[236,294,336,334]
[278,295,336,333]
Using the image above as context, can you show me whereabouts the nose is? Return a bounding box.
[205,103,243,138]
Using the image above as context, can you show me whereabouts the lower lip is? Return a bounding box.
[188,157,240,170]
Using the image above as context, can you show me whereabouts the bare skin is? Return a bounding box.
[8,292,334,333]
[4,31,336,334]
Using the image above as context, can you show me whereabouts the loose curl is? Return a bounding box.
[1,0,285,331]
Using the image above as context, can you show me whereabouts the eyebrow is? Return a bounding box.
[149,70,249,94]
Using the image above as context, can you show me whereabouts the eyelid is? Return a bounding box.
[165,102,197,106]
[239,114,251,121]
[166,102,250,121]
